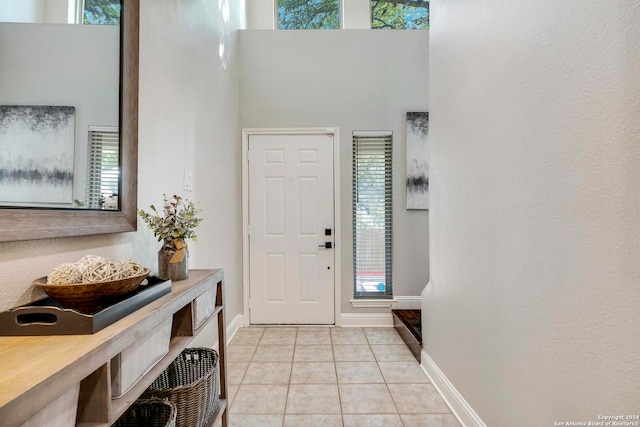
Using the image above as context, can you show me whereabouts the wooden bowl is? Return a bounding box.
[33,268,151,313]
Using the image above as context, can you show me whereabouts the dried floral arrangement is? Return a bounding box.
[138,194,203,249]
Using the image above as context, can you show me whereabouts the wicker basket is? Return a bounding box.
[113,398,177,427]
[142,348,219,427]
[32,268,151,313]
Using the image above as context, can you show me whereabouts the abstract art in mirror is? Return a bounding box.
[0,105,75,205]
[406,112,429,210]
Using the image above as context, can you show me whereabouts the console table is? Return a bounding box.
[0,269,228,427]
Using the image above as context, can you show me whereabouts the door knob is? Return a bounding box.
[318,242,333,249]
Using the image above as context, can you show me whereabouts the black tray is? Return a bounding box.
[0,276,171,336]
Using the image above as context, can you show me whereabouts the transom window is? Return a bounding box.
[274,0,428,30]
[83,0,121,25]
[371,0,429,29]
[278,0,340,30]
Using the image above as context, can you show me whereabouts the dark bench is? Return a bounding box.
[392,309,422,362]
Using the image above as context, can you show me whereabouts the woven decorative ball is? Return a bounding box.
[33,268,151,313]
[76,254,106,273]
[47,263,83,285]
[119,259,146,279]
[82,258,121,283]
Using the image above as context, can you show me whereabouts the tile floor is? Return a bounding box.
[226,326,461,427]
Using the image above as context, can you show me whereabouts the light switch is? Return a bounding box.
[184,169,193,191]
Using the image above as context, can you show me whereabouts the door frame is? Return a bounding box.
[242,128,342,326]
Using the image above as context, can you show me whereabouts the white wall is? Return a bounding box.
[0,0,44,23]
[0,0,245,346]
[0,23,119,206]
[245,0,274,29]
[425,0,640,425]
[0,0,69,23]
[135,0,244,344]
[43,0,69,23]
[239,30,429,313]
[341,0,370,29]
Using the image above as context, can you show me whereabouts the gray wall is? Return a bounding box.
[239,30,430,314]
[426,0,640,424]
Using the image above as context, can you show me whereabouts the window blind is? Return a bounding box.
[352,132,393,298]
[86,127,119,209]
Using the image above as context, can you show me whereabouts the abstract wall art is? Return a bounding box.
[406,111,429,209]
[0,105,75,204]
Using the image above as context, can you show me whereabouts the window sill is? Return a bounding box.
[350,299,397,308]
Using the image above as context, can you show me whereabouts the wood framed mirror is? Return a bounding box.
[0,1,139,243]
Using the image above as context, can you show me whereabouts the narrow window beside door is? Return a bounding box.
[352,132,393,299]
[86,127,119,209]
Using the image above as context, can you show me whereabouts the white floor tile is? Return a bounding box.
[225,326,456,424]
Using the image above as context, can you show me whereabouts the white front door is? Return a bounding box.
[248,133,335,324]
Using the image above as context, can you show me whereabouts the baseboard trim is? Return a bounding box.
[226,314,244,344]
[232,312,394,328]
[211,314,244,351]
[420,349,487,427]
[392,296,422,310]
[339,312,393,327]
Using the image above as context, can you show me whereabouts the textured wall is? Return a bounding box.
[425,0,640,424]
[0,0,245,345]
[137,0,245,334]
[239,30,430,313]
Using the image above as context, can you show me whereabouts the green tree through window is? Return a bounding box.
[278,0,339,29]
[84,0,121,25]
[372,0,429,29]
[277,0,428,30]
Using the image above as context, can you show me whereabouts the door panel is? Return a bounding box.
[248,133,334,324]
[265,178,285,235]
